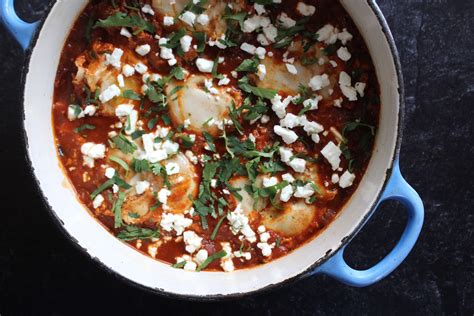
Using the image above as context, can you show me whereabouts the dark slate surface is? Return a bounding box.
[0,0,472,315]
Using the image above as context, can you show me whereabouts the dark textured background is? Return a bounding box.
[0,0,472,315]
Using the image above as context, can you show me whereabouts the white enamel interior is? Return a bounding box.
[23,0,400,297]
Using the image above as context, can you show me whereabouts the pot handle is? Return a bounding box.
[315,159,424,287]
[0,0,39,50]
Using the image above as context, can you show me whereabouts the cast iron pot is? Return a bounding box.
[1,0,424,299]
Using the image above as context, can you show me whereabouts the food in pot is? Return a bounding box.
[52,0,380,272]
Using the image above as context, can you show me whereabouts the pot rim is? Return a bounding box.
[18,0,405,301]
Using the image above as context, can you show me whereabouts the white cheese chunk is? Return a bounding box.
[135,180,150,195]
[321,141,342,170]
[92,194,105,209]
[339,171,356,188]
[183,231,203,254]
[180,35,193,53]
[274,125,298,144]
[337,46,352,61]
[195,58,214,73]
[99,84,121,103]
[135,44,151,56]
[180,11,196,26]
[309,74,330,91]
[163,16,175,26]
[297,2,316,16]
[288,158,306,173]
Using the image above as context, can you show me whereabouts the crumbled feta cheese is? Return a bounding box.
[83,105,96,116]
[257,242,273,257]
[255,46,266,59]
[258,225,266,233]
[254,3,266,15]
[309,74,330,91]
[180,11,196,26]
[321,141,342,170]
[67,105,83,121]
[81,143,106,168]
[257,64,267,80]
[204,78,218,94]
[183,231,202,254]
[337,46,351,61]
[160,213,193,235]
[294,183,315,198]
[196,14,209,25]
[261,115,270,124]
[124,110,138,135]
[183,261,197,272]
[163,16,174,26]
[136,44,151,56]
[227,204,257,243]
[120,27,132,38]
[297,2,316,16]
[135,63,148,74]
[104,48,124,69]
[280,113,301,129]
[117,74,125,88]
[316,24,338,45]
[115,104,134,117]
[282,173,295,183]
[141,4,155,15]
[355,82,366,97]
[162,140,179,155]
[263,177,278,188]
[280,184,294,202]
[194,249,208,265]
[279,147,293,163]
[122,64,135,77]
[180,35,193,53]
[288,158,306,173]
[221,257,235,272]
[338,29,353,45]
[195,58,214,73]
[92,194,104,209]
[278,12,296,28]
[263,24,278,42]
[331,173,340,184]
[165,162,180,175]
[339,71,358,101]
[242,15,270,33]
[240,42,257,55]
[339,170,356,188]
[271,94,292,119]
[274,125,298,144]
[218,76,230,86]
[185,150,199,164]
[303,98,319,111]
[286,63,298,75]
[99,84,121,103]
[158,188,172,205]
[105,168,115,179]
[135,180,150,195]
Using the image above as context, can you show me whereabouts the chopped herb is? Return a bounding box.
[235,57,259,73]
[112,191,126,228]
[193,31,207,53]
[112,134,137,154]
[238,77,277,100]
[203,132,216,152]
[170,66,185,80]
[109,155,129,173]
[179,135,195,149]
[210,215,227,240]
[117,225,160,241]
[123,89,141,101]
[74,124,95,134]
[131,130,145,140]
[94,12,155,34]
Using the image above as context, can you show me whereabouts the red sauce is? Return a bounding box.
[52,0,380,271]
